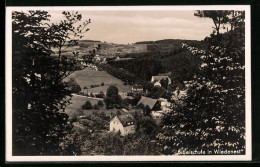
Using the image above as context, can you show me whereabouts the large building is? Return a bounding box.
[110,114,135,136]
[151,76,171,86]
[137,96,171,120]
[137,96,161,110]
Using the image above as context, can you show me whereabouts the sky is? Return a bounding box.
[49,10,214,44]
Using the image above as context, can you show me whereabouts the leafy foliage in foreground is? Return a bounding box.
[68,112,161,155]
[12,10,89,155]
[157,10,246,155]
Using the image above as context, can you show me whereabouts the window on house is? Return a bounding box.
[127,122,130,125]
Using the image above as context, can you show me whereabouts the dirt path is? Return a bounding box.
[72,93,103,100]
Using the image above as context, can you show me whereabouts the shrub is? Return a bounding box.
[122,99,129,109]
[70,116,78,122]
[82,100,92,110]
[67,78,81,93]
[91,84,99,88]
[92,111,98,116]
[97,100,104,108]
[96,91,105,98]
[93,104,99,110]
[137,103,145,109]
[143,105,152,116]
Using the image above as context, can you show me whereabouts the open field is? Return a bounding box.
[65,93,140,118]
[64,67,132,93]
[64,67,132,118]
[82,109,127,117]
[65,95,102,117]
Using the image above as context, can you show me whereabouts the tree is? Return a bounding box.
[82,100,93,110]
[194,10,230,35]
[90,93,94,97]
[67,78,81,93]
[116,110,122,115]
[97,100,104,108]
[133,93,142,106]
[96,91,105,98]
[122,99,129,109]
[106,85,119,97]
[158,10,245,155]
[49,11,91,79]
[148,86,167,99]
[143,81,154,91]
[12,10,90,155]
[93,104,100,110]
[160,78,168,89]
[143,105,152,117]
[136,116,158,135]
[136,103,145,109]
[104,85,122,109]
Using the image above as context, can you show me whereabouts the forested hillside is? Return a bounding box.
[108,40,205,87]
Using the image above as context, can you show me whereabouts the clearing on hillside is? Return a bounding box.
[64,67,132,93]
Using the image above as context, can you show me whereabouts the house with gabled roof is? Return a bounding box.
[137,96,172,120]
[137,96,161,110]
[110,114,135,136]
[151,76,171,86]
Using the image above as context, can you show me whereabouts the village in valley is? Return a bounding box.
[63,40,184,136]
[46,37,189,155]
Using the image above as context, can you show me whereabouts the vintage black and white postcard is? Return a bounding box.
[5,5,251,162]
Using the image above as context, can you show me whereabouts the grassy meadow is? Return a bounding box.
[65,95,101,117]
[64,67,132,94]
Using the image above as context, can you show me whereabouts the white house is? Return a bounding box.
[110,114,135,136]
[151,76,171,86]
[151,110,164,120]
[131,84,143,93]
[158,98,171,108]
[154,81,161,87]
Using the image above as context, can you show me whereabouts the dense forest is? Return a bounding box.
[97,63,140,84]
[108,48,202,87]
[108,58,165,81]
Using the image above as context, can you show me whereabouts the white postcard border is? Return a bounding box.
[5,5,251,162]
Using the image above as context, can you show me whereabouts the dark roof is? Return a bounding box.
[158,72,172,76]
[132,85,143,89]
[137,96,158,109]
[152,76,169,81]
[117,114,135,127]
